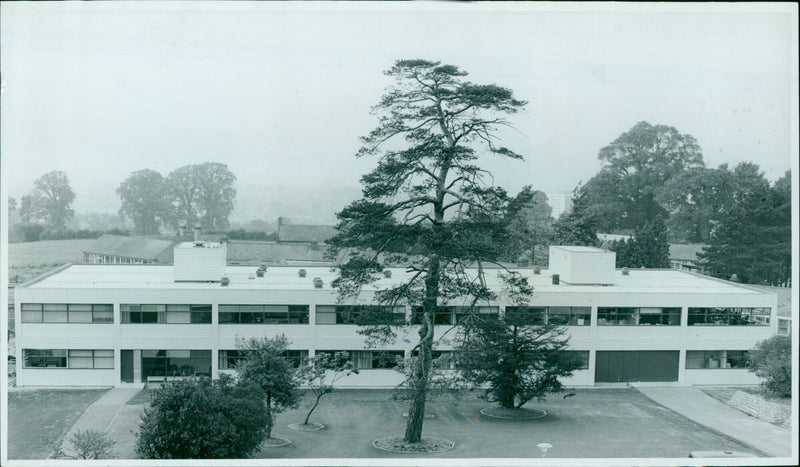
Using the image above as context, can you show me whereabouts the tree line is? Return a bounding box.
[9,162,238,238]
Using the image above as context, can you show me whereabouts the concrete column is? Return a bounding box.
[211,347,219,380]
[133,350,142,383]
[590,304,598,326]
[680,306,689,327]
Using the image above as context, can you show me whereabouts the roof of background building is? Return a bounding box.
[84,235,175,260]
[278,224,337,243]
[226,241,332,264]
[669,243,708,262]
[22,264,771,299]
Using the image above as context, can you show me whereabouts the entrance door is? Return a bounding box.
[120,350,134,383]
[595,351,679,382]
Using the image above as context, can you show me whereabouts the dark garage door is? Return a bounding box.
[595,351,679,382]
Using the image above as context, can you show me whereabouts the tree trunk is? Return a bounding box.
[265,392,273,438]
[403,255,440,443]
[304,392,323,425]
[500,393,516,409]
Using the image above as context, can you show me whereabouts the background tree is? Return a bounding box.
[135,376,268,459]
[116,169,171,235]
[656,165,737,243]
[195,162,237,231]
[699,168,790,285]
[609,216,670,268]
[327,59,527,443]
[235,335,302,439]
[297,352,358,426]
[747,335,791,398]
[583,121,704,232]
[551,186,598,247]
[19,170,76,230]
[506,186,553,265]
[166,164,201,229]
[456,313,581,409]
[166,162,237,230]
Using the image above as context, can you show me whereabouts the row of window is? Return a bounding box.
[23,349,114,369]
[20,304,772,326]
[22,348,749,371]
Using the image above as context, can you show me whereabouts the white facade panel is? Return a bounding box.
[18,369,116,387]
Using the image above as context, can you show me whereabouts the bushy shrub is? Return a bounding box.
[748,335,791,398]
[69,429,116,459]
[135,376,268,459]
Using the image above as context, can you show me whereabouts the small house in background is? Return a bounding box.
[669,243,708,273]
[83,234,176,264]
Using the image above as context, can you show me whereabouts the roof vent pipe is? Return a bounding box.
[552,274,559,285]
[193,226,202,245]
[622,267,630,275]
[533,266,541,275]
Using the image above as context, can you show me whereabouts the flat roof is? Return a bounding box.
[552,246,608,253]
[21,264,769,296]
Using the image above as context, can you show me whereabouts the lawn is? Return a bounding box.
[8,239,96,283]
[6,388,110,459]
[112,388,758,460]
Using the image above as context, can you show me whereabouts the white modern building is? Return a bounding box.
[545,192,574,219]
[13,243,778,388]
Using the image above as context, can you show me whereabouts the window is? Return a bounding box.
[778,319,790,336]
[562,350,590,370]
[597,308,638,325]
[319,350,404,370]
[23,349,67,368]
[686,350,749,369]
[218,349,309,369]
[636,307,681,325]
[121,304,212,324]
[316,305,406,325]
[505,306,590,326]
[141,350,211,378]
[68,350,115,369]
[21,304,114,324]
[218,305,309,324]
[411,306,499,325]
[688,307,770,326]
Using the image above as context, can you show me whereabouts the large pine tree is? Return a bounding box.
[328,59,527,443]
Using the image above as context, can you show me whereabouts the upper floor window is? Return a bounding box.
[411,306,500,325]
[505,306,590,326]
[21,304,114,324]
[219,305,309,324]
[597,307,680,326]
[121,304,212,324]
[687,307,770,326]
[316,305,406,325]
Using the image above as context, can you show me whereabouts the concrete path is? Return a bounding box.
[61,386,142,457]
[635,385,793,458]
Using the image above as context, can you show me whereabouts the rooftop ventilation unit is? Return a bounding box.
[552,274,560,285]
[548,245,616,285]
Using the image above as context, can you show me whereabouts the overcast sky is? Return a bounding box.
[1,2,797,223]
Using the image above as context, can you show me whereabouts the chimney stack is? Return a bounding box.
[552,274,560,285]
[193,226,201,244]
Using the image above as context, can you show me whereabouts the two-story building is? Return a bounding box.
[13,244,778,388]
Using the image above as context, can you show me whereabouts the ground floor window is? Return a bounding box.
[141,349,211,378]
[218,349,309,369]
[23,349,114,369]
[562,350,590,369]
[685,350,749,369]
[319,350,404,369]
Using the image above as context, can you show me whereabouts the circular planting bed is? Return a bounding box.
[261,437,292,448]
[288,422,326,431]
[372,436,455,453]
[479,406,547,420]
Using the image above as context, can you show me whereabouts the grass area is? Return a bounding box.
[8,239,96,282]
[106,388,758,459]
[125,388,155,406]
[7,388,110,459]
